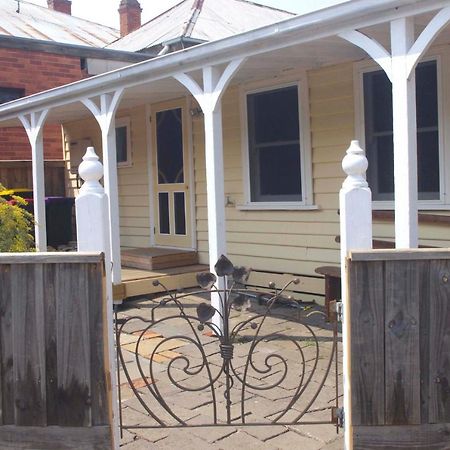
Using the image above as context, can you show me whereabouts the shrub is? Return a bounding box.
[0,184,34,252]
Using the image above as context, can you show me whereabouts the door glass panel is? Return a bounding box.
[174,192,186,235]
[156,108,184,184]
[158,192,170,234]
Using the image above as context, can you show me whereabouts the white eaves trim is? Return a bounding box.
[0,0,448,122]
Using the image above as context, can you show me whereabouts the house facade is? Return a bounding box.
[0,0,449,297]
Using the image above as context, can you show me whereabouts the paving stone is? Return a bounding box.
[319,436,344,449]
[289,423,341,444]
[244,425,289,441]
[187,426,237,443]
[156,429,220,449]
[131,427,171,443]
[123,337,189,357]
[216,430,274,449]
[119,429,137,446]
[120,436,159,449]
[265,430,322,449]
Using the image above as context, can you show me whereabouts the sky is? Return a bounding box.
[27,0,349,29]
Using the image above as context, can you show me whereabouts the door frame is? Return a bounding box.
[146,96,197,250]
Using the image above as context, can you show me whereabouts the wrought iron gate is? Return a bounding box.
[115,256,341,433]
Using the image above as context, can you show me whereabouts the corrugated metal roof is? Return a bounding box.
[107,0,295,52]
[0,0,119,47]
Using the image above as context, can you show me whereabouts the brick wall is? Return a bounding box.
[0,48,86,161]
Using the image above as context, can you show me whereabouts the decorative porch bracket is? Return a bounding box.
[82,89,124,284]
[18,109,49,252]
[339,6,450,249]
[173,58,246,328]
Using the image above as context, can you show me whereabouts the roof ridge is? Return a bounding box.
[233,0,296,16]
[181,0,204,39]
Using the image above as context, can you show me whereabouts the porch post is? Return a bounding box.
[340,7,450,249]
[391,18,418,248]
[202,67,227,307]
[82,90,124,284]
[173,59,245,329]
[19,110,49,252]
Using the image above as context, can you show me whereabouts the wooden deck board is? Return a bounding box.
[121,247,198,271]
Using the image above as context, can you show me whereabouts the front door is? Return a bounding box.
[152,100,192,248]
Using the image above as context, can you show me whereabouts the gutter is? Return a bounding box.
[0,34,155,63]
[0,0,448,121]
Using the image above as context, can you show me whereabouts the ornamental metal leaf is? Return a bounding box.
[196,302,216,323]
[197,271,217,289]
[232,266,250,283]
[214,255,234,277]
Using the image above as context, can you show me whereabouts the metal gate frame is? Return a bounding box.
[115,256,342,434]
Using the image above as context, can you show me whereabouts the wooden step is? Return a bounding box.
[121,247,199,271]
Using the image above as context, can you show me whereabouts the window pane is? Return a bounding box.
[156,108,184,184]
[417,130,439,199]
[174,192,186,235]
[115,126,128,163]
[363,60,439,200]
[416,61,438,129]
[247,86,302,202]
[158,192,170,234]
[248,86,299,144]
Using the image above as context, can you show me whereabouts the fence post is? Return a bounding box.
[339,140,373,450]
[75,147,119,450]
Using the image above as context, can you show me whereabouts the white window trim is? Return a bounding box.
[239,75,315,211]
[116,116,132,168]
[354,51,449,210]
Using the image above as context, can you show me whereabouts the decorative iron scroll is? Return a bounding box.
[116,256,340,430]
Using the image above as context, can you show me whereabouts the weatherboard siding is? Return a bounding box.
[63,61,450,278]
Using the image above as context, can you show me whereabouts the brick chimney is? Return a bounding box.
[47,0,72,15]
[118,0,142,37]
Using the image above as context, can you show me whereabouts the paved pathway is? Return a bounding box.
[116,291,344,449]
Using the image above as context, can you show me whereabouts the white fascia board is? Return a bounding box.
[0,0,448,122]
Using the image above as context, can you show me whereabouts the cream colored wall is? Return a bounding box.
[63,58,450,274]
[63,104,151,249]
[193,61,450,276]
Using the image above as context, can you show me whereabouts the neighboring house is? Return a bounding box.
[0,0,447,301]
[0,0,149,191]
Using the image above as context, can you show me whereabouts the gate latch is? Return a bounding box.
[335,300,343,323]
[332,407,345,428]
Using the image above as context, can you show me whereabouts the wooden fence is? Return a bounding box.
[0,253,113,449]
[348,249,450,450]
[0,160,65,196]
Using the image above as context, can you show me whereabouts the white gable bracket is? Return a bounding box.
[173,58,246,112]
[406,6,450,77]
[339,30,393,81]
[82,89,124,133]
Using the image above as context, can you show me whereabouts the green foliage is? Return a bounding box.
[0,184,34,252]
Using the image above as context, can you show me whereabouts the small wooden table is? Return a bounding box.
[315,265,341,321]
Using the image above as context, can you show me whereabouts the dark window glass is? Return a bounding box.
[156,108,184,184]
[158,192,170,234]
[174,192,186,235]
[363,60,439,201]
[115,126,128,163]
[247,86,302,202]
[0,87,24,104]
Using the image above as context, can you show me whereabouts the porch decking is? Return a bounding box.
[113,263,208,302]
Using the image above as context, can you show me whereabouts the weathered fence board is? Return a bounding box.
[350,260,385,426]
[349,249,450,449]
[0,253,112,449]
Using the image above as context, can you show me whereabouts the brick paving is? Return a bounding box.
[116,291,344,449]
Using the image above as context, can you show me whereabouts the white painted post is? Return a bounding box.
[391,18,418,249]
[82,90,124,285]
[202,67,227,327]
[75,147,119,450]
[339,140,373,450]
[18,110,49,251]
[173,60,245,330]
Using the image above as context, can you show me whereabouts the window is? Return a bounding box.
[115,118,131,166]
[244,83,312,206]
[0,87,24,104]
[363,60,440,202]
